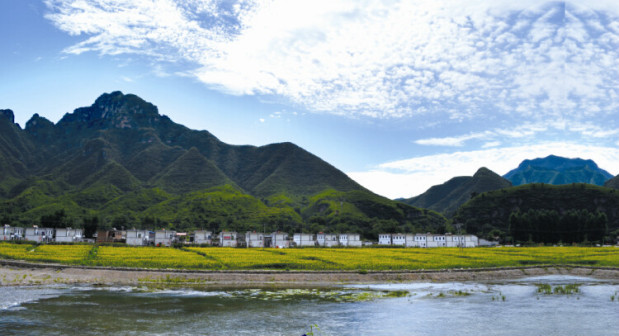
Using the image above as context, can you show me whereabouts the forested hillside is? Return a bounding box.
[453,183,619,244]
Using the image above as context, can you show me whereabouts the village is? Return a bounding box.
[1,224,482,248]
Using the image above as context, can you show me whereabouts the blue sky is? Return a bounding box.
[1,0,619,199]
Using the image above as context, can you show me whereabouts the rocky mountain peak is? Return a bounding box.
[58,91,163,130]
[473,167,494,178]
[0,109,15,124]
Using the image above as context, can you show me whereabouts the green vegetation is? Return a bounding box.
[509,209,607,244]
[302,189,446,239]
[453,183,619,244]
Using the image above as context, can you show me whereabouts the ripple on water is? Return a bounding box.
[0,286,67,311]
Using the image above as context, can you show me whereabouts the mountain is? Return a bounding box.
[0,91,445,237]
[453,183,619,244]
[604,175,619,189]
[400,167,512,217]
[503,155,613,186]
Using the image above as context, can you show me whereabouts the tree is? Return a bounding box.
[83,216,99,238]
[40,210,69,229]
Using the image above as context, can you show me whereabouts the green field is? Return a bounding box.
[0,243,618,270]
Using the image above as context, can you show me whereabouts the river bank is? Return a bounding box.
[2,259,619,287]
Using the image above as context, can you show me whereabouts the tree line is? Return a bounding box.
[509,209,608,244]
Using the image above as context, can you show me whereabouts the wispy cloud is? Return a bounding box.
[413,121,619,148]
[348,142,619,199]
[43,0,619,124]
[414,132,491,147]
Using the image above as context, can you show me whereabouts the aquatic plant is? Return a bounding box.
[303,324,322,336]
[536,283,580,295]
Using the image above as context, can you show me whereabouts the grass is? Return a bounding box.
[0,243,618,270]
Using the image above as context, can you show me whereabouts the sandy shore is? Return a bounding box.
[1,259,618,287]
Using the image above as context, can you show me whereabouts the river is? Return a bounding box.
[0,275,617,335]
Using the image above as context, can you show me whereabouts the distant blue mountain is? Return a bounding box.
[503,155,613,186]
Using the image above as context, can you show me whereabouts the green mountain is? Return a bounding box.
[399,167,512,217]
[503,155,613,186]
[452,183,619,244]
[0,92,445,237]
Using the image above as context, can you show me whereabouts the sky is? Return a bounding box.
[1,0,618,199]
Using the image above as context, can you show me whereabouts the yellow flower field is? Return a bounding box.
[91,246,220,269]
[0,243,92,264]
[0,243,618,270]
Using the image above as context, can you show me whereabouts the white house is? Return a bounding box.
[2,225,23,241]
[392,233,406,246]
[444,234,478,247]
[427,234,446,248]
[378,233,392,245]
[293,233,315,247]
[479,238,499,247]
[155,230,176,247]
[271,232,289,248]
[453,234,478,248]
[2,225,12,241]
[408,234,428,247]
[126,229,152,246]
[192,230,213,245]
[404,234,415,247]
[25,226,54,243]
[339,233,362,247]
[219,231,238,247]
[317,233,339,247]
[54,228,83,243]
[445,234,456,247]
[245,231,264,248]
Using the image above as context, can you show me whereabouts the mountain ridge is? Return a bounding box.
[0,91,445,237]
[400,167,512,217]
[503,155,613,186]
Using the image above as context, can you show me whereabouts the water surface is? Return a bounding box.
[1,276,617,335]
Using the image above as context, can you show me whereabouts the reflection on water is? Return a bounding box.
[0,276,618,336]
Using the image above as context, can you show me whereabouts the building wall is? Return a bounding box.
[54,229,83,243]
[272,233,289,248]
[1,226,23,241]
[193,231,212,245]
[220,232,238,247]
[392,234,406,246]
[245,232,264,248]
[25,228,53,243]
[126,230,150,246]
[317,234,338,247]
[155,231,176,247]
[293,234,315,247]
[346,234,362,247]
[378,234,392,245]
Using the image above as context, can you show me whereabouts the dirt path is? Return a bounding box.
[2,259,618,287]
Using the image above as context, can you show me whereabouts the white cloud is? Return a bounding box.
[482,141,501,148]
[348,142,619,199]
[413,121,619,148]
[414,132,491,147]
[43,0,619,123]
